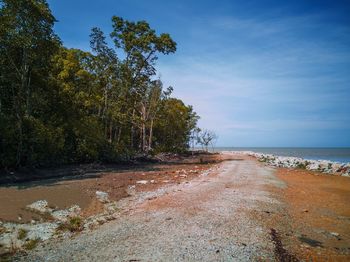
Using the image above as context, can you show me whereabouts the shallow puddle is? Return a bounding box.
[0,181,92,222]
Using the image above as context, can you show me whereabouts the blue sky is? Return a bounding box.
[48,0,350,147]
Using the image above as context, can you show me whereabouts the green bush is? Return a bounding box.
[17,229,28,240]
[23,238,40,250]
[57,216,83,232]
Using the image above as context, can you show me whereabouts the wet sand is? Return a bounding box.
[0,154,222,223]
[0,181,92,222]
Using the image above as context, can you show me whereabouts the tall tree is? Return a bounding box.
[90,27,121,142]
[0,6,201,169]
[110,16,177,151]
[0,0,60,166]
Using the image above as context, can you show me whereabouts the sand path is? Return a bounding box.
[19,158,287,261]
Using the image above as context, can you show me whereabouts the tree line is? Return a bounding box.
[0,0,203,169]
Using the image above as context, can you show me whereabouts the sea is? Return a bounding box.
[213,147,350,164]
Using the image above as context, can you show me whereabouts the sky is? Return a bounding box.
[47,0,350,147]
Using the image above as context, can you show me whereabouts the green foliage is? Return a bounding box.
[153,98,199,152]
[23,238,40,250]
[0,2,200,169]
[17,228,28,240]
[57,216,83,232]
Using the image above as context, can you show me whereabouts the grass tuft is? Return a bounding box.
[23,238,40,250]
[17,228,28,240]
[57,216,83,232]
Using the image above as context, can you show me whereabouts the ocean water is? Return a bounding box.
[214,147,350,164]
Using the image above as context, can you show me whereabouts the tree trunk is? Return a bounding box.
[116,127,122,144]
[148,118,154,151]
[109,120,113,143]
[141,104,147,152]
[130,108,135,149]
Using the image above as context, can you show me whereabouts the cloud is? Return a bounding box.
[157,12,350,146]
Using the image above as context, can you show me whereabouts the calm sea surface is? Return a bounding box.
[214,147,350,164]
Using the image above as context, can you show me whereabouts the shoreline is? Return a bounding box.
[221,151,350,177]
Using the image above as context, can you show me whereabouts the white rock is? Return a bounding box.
[136,180,148,185]
[96,191,109,203]
[342,172,350,177]
[26,200,52,214]
[330,232,340,237]
[26,222,58,241]
[225,150,350,177]
[51,205,81,221]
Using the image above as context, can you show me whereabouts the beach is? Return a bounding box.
[0,152,349,261]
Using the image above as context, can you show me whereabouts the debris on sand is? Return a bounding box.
[95,191,110,203]
[136,180,148,185]
[270,228,299,262]
[26,200,52,214]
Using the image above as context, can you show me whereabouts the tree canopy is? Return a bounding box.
[0,0,200,169]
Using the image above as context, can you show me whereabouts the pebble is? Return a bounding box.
[136,180,148,185]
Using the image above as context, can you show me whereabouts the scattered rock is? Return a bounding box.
[96,191,109,203]
[330,232,341,240]
[136,180,148,185]
[225,151,350,177]
[51,205,81,222]
[26,200,52,214]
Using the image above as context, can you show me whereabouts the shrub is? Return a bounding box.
[17,228,28,240]
[23,238,40,250]
[57,216,83,232]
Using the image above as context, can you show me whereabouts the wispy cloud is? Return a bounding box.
[158,11,350,146]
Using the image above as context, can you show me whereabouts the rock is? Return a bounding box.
[201,171,209,176]
[26,200,52,214]
[330,232,340,237]
[226,151,350,177]
[105,203,119,214]
[342,173,350,177]
[26,223,58,241]
[96,191,109,203]
[179,174,187,178]
[51,205,81,222]
[150,180,155,183]
[136,180,148,185]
